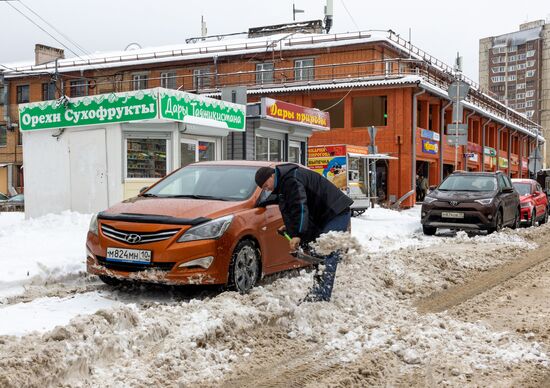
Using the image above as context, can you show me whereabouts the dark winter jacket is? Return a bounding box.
[273,163,353,243]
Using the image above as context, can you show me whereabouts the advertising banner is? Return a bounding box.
[421,129,440,142]
[262,98,330,130]
[307,145,347,189]
[498,157,509,168]
[19,88,246,132]
[19,89,158,131]
[422,140,438,154]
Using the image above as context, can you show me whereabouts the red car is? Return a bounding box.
[512,179,548,227]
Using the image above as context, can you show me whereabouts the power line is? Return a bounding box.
[4,1,83,58]
[16,0,90,56]
[339,0,359,31]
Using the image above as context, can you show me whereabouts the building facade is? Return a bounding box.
[2,26,544,208]
[479,20,550,167]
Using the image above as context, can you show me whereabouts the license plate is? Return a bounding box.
[441,211,464,219]
[106,247,151,264]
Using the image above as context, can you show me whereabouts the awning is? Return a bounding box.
[348,152,397,160]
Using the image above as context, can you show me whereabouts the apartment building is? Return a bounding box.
[480,19,550,167]
[1,22,544,207]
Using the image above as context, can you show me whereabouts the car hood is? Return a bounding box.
[430,190,495,201]
[102,196,253,221]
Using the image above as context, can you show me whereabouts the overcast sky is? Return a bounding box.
[1,0,548,81]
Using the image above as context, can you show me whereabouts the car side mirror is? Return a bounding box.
[533,191,540,196]
[257,192,278,207]
[502,186,514,193]
[139,186,149,195]
[429,185,437,191]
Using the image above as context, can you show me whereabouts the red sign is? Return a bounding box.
[262,98,330,130]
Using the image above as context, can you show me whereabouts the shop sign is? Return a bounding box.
[498,157,508,168]
[421,129,440,142]
[19,89,158,131]
[346,145,370,156]
[422,140,438,154]
[484,155,496,167]
[510,155,519,166]
[262,98,330,130]
[466,153,479,163]
[484,146,496,157]
[307,145,347,189]
[468,142,483,154]
[522,159,528,169]
[160,89,245,131]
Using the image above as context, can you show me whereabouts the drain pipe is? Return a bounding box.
[439,100,452,182]
[509,130,516,177]
[481,118,492,172]
[392,85,425,209]
[496,124,505,172]
[463,111,475,171]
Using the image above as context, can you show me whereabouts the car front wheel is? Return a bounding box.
[422,225,436,236]
[228,240,260,293]
[488,210,503,234]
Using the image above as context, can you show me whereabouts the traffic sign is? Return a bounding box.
[452,103,464,123]
[447,135,467,146]
[446,123,468,136]
[448,81,470,101]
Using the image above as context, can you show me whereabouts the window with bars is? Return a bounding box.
[70,79,88,97]
[256,62,274,84]
[160,72,177,89]
[42,82,56,100]
[16,85,29,103]
[132,74,149,90]
[294,58,314,81]
[0,125,6,147]
[193,68,212,89]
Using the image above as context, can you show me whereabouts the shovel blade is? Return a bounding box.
[291,250,324,265]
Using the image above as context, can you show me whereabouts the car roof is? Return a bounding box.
[511,178,536,184]
[189,160,282,168]
[451,171,500,177]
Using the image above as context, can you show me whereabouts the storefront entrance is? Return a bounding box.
[180,137,219,167]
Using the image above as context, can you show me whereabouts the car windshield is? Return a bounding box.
[438,175,497,192]
[513,183,531,196]
[145,165,258,201]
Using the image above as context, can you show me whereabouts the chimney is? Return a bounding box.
[35,44,64,65]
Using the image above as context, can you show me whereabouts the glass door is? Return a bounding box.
[198,141,216,162]
[181,140,198,168]
[289,141,302,164]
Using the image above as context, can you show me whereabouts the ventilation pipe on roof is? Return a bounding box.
[496,124,505,172]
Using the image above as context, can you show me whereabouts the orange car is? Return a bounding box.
[86,161,306,292]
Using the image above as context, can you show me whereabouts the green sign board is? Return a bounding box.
[484,146,496,157]
[18,88,246,132]
[19,89,158,131]
[159,89,245,131]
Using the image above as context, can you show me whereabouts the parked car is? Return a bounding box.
[511,178,548,226]
[421,171,520,235]
[0,192,8,201]
[86,161,309,292]
[0,193,24,212]
[536,169,550,210]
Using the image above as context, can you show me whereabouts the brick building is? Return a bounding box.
[1,25,544,207]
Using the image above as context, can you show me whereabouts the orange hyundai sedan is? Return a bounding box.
[86,161,306,292]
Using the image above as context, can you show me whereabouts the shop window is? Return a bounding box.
[70,79,88,97]
[16,85,29,103]
[313,99,344,128]
[0,125,6,147]
[352,96,387,127]
[160,72,177,89]
[132,74,148,90]
[294,58,314,81]
[0,85,4,105]
[42,82,56,101]
[256,62,274,84]
[289,141,302,164]
[126,138,167,178]
[193,68,212,89]
[255,136,282,161]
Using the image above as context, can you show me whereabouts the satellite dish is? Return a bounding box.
[124,42,142,51]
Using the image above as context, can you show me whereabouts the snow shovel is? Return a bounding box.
[277,229,325,265]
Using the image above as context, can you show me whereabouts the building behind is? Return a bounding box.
[479,19,550,166]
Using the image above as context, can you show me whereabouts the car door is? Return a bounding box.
[257,190,294,269]
[497,174,513,223]
[535,183,546,218]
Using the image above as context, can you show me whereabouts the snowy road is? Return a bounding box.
[0,208,549,387]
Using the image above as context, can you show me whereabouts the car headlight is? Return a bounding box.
[423,196,437,204]
[178,215,233,242]
[474,198,493,205]
[520,202,533,208]
[89,213,98,236]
